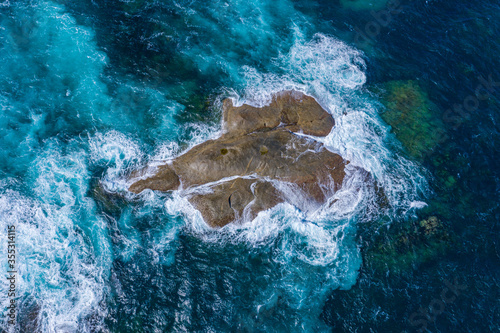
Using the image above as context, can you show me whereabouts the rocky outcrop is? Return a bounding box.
[129,90,356,227]
[222,90,334,138]
[189,178,284,228]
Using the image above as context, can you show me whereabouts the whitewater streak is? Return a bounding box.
[104,33,428,331]
[0,1,429,331]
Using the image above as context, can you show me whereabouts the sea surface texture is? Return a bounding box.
[0,0,498,332]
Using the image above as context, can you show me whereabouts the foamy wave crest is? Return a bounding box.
[240,33,365,107]
[286,33,367,91]
[182,122,222,149]
[0,141,111,332]
[238,33,428,218]
[89,131,142,169]
[89,130,143,193]
[0,191,107,333]
[154,36,380,299]
[151,35,430,319]
[113,33,428,331]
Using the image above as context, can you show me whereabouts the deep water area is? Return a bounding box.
[0,0,498,332]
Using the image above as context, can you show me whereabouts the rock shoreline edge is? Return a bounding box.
[129,90,363,228]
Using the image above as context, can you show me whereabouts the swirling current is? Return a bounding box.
[0,0,498,332]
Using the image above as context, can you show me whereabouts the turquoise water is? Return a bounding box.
[0,0,498,332]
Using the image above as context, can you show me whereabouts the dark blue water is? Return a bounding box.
[0,0,498,332]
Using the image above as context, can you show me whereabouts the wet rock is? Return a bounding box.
[129,165,179,193]
[92,181,129,217]
[222,90,334,137]
[129,90,357,227]
[130,129,346,199]
[189,178,284,228]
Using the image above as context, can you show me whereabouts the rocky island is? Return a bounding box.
[129,90,359,227]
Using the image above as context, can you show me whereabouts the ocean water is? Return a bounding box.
[0,0,498,332]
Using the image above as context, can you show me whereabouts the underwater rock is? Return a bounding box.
[129,90,356,227]
[376,80,446,160]
[92,181,129,217]
[364,215,450,275]
[419,215,444,237]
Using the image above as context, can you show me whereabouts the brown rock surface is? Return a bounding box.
[189,178,284,228]
[222,90,334,137]
[129,90,356,228]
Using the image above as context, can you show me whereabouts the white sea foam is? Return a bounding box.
[89,131,142,169]
[84,31,430,331]
[0,150,109,332]
[157,34,429,299]
[89,130,143,194]
[0,1,117,330]
[237,33,429,216]
[410,201,428,209]
[183,122,222,148]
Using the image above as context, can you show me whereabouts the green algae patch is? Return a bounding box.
[376,80,446,160]
[364,215,452,275]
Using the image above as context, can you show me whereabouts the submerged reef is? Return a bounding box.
[129,90,366,227]
[376,80,446,160]
[364,215,452,275]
